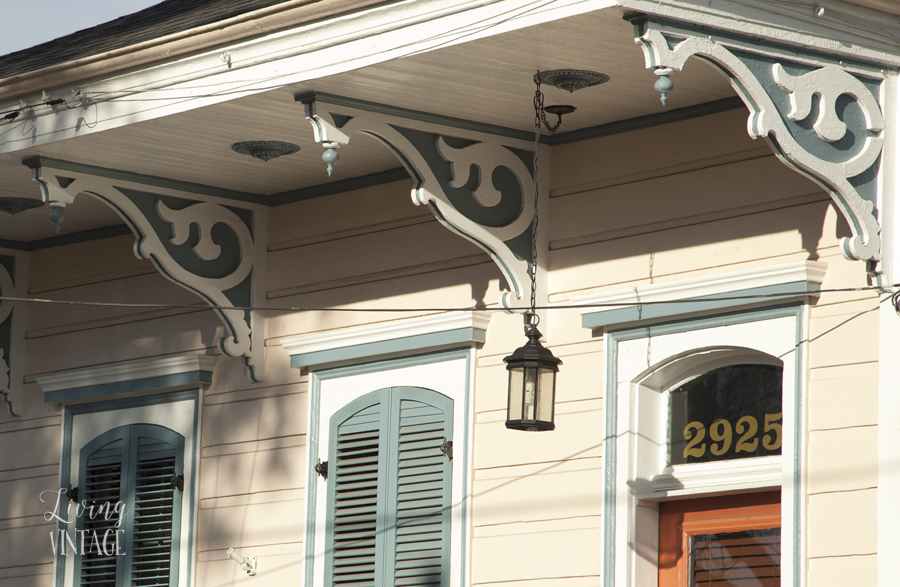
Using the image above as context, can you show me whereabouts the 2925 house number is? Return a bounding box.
[683,413,782,459]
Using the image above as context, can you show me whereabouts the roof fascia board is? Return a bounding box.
[0,0,609,156]
[0,0,396,101]
[618,0,900,67]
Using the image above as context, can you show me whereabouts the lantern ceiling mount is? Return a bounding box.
[534,69,610,93]
[231,141,300,161]
[0,197,42,215]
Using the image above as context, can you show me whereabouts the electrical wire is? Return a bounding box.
[0,284,895,314]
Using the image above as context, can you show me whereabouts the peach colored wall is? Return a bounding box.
[0,107,879,587]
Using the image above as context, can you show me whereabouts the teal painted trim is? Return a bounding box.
[549,97,745,145]
[65,388,199,415]
[27,225,133,250]
[581,282,819,329]
[45,371,212,403]
[22,156,267,205]
[609,304,801,340]
[55,407,74,587]
[295,92,534,143]
[269,168,410,206]
[289,328,486,368]
[0,238,29,251]
[791,305,803,587]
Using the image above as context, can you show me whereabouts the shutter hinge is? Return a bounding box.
[170,474,185,492]
[440,439,453,460]
[65,486,78,502]
[315,459,328,480]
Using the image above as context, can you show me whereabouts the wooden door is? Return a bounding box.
[659,491,781,587]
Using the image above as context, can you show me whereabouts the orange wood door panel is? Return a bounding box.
[659,491,781,587]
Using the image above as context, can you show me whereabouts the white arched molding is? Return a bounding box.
[604,308,804,587]
[0,247,28,415]
[24,157,268,383]
[628,14,888,283]
[298,92,544,312]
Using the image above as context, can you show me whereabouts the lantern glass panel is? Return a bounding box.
[507,368,524,421]
[537,369,556,422]
[523,366,538,420]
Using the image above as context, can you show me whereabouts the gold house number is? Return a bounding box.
[683,413,782,459]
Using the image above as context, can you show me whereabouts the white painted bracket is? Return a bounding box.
[24,157,268,383]
[628,14,888,283]
[0,248,28,416]
[298,92,539,310]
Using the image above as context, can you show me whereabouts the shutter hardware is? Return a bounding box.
[170,474,185,492]
[315,459,328,480]
[440,438,453,460]
[65,486,78,502]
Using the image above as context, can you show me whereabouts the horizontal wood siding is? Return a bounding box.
[0,107,879,587]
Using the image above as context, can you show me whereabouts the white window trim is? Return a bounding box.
[283,313,484,587]
[603,306,805,587]
[38,355,210,587]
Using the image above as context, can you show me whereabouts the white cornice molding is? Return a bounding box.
[619,0,900,66]
[281,311,491,358]
[649,455,782,496]
[573,260,828,314]
[36,354,218,393]
[0,0,606,155]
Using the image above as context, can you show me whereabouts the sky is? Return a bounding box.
[0,0,161,56]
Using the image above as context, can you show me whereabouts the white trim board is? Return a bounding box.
[281,311,491,368]
[37,354,218,403]
[574,260,827,328]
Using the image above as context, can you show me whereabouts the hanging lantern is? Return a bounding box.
[504,324,562,431]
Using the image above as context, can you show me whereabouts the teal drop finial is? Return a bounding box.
[322,144,339,176]
[49,206,66,235]
[654,68,674,106]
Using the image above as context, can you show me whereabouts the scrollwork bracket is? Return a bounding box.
[24,157,268,383]
[297,92,540,311]
[628,15,887,283]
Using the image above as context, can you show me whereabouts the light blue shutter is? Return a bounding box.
[325,387,453,587]
[76,433,126,587]
[126,425,184,587]
[326,389,391,587]
[386,388,453,587]
[75,424,184,587]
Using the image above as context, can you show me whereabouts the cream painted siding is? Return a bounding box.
[0,106,880,587]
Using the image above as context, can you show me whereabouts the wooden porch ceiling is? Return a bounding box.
[0,6,735,244]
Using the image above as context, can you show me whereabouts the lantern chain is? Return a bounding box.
[531,74,543,329]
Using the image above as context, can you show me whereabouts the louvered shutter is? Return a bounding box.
[126,426,184,587]
[326,388,390,587]
[76,434,126,587]
[75,424,184,587]
[325,387,452,587]
[386,388,453,587]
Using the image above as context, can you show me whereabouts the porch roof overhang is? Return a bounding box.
[1,0,899,391]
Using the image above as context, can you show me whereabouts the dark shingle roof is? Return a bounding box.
[0,0,295,79]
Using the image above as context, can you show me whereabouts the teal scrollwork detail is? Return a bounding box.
[24,157,265,382]
[630,16,885,269]
[301,94,538,309]
[0,253,22,416]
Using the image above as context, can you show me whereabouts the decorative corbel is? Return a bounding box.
[23,157,267,383]
[297,92,538,310]
[0,249,28,416]
[627,15,886,282]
